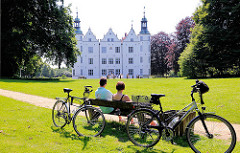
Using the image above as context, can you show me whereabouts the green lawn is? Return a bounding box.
[0,77,240,123]
[1,96,239,153]
[0,77,240,152]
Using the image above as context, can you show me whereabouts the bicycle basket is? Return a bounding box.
[131,95,151,103]
[197,81,209,94]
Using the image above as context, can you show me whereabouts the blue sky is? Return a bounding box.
[64,0,202,39]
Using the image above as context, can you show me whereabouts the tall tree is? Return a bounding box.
[165,40,179,75]
[1,0,79,77]
[175,17,195,55]
[179,0,240,78]
[151,32,172,76]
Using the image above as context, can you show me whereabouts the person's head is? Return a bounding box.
[99,77,107,87]
[116,81,125,91]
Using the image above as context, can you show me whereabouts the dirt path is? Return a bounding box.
[0,89,123,122]
[0,88,239,141]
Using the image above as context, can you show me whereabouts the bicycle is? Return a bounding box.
[52,86,106,137]
[126,80,236,153]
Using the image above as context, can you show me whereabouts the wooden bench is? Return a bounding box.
[87,98,196,136]
[87,98,152,116]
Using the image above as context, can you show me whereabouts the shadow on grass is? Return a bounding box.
[51,126,91,150]
[99,120,129,142]
[51,121,188,152]
[0,78,77,83]
[172,136,189,147]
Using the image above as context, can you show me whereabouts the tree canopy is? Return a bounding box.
[179,0,240,78]
[1,0,79,77]
[151,32,172,76]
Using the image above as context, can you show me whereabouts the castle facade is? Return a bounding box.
[72,11,151,79]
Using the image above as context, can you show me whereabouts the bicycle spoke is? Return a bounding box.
[187,114,236,153]
[52,100,67,128]
[73,106,105,137]
[126,110,161,147]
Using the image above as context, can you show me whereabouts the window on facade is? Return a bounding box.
[107,38,110,42]
[102,58,107,64]
[128,47,133,53]
[109,47,112,50]
[80,69,83,75]
[130,38,134,42]
[140,36,143,41]
[140,69,143,75]
[88,58,93,64]
[115,58,120,64]
[80,57,83,63]
[108,69,114,75]
[102,69,107,75]
[140,57,143,63]
[88,38,92,42]
[140,45,143,52]
[128,69,134,75]
[116,69,120,75]
[88,47,93,53]
[111,38,114,42]
[80,46,83,52]
[79,36,82,41]
[88,69,93,76]
[102,47,107,53]
[115,47,120,53]
[128,58,133,64]
[73,69,75,76]
[108,58,113,64]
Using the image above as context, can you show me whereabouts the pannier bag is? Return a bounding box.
[197,80,209,94]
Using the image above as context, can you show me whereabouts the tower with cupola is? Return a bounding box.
[72,8,151,79]
[138,7,151,77]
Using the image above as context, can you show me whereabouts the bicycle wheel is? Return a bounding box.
[73,106,105,137]
[186,114,236,153]
[126,109,161,147]
[52,100,68,128]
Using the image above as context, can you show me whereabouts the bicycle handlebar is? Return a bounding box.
[191,80,204,104]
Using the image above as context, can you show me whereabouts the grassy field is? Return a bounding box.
[0,77,240,123]
[1,95,239,153]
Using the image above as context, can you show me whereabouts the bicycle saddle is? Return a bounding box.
[63,88,73,93]
[151,94,165,99]
[150,94,165,104]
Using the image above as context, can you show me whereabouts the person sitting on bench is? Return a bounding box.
[112,81,131,122]
[95,77,114,114]
[112,81,131,102]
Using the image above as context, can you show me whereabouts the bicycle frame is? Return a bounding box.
[149,90,205,132]
[56,95,85,124]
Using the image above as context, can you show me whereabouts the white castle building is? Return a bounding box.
[72,11,151,79]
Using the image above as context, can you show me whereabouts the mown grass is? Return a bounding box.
[0,95,196,153]
[1,77,240,152]
[1,95,239,153]
[0,77,240,123]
